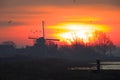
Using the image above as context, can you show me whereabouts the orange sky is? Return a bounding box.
[0,1,120,47]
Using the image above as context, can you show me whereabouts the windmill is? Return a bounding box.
[28,20,59,45]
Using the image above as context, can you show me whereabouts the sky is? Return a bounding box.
[0,0,120,47]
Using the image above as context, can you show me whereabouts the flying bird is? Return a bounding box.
[8,20,12,24]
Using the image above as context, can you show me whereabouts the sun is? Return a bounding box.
[59,25,95,44]
[49,22,109,45]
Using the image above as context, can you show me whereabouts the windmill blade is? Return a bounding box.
[46,38,60,41]
[28,37,37,39]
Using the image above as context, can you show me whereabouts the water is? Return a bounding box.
[68,62,120,70]
[101,62,120,70]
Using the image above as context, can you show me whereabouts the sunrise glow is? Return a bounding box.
[49,22,109,44]
[0,0,120,47]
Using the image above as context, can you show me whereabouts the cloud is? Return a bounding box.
[0,0,120,8]
[0,10,49,15]
[0,21,25,28]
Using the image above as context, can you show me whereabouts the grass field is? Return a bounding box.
[0,59,120,80]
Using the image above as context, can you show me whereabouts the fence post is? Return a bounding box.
[96,59,101,72]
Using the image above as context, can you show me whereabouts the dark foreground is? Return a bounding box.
[0,58,120,80]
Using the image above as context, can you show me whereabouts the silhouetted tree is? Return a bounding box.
[2,41,16,48]
[46,40,58,54]
[0,41,16,56]
[94,31,116,55]
[61,31,115,56]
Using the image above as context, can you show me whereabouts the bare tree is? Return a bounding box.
[61,31,115,55]
[67,32,84,46]
[94,31,116,55]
